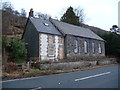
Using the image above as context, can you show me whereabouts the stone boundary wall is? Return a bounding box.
[34,58,117,70]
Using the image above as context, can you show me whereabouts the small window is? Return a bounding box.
[48,35,54,43]
[48,44,54,56]
[74,40,78,53]
[59,37,63,44]
[98,44,102,54]
[84,41,87,53]
[43,23,49,26]
[92,42,95,53]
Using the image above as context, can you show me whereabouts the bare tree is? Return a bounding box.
[2,2,14,13]
[74,7,85,23]
[35,12,51,19]
[20,8,26,17]
[2,2,14,35]
[110,25,120,34]
[13,10,20,16]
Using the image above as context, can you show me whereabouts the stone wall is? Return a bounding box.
[35,58,117,70]
[65,35,105,59]
[39,33,64,61]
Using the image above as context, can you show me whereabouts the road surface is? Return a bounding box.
[2,65,119,89]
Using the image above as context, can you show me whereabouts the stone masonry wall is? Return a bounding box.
[35,58,117,70]
[39,33,64,61]
[65,35,105,59]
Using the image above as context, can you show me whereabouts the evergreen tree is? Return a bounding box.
[10,39,26,63]
[60,6,79,25]
[100,33,120,57]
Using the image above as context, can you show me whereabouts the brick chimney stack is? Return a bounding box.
[29,8,34,17]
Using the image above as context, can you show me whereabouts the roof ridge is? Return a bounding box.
[50,19,104,41]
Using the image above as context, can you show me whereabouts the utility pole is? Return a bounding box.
[118,1,120,28]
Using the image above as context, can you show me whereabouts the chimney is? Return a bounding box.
[29,8,34,17]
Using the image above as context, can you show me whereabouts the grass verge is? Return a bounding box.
[2,64,118,81]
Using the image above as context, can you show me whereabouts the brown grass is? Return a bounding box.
[2,64,118,81]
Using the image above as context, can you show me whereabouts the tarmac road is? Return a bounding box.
[2,65,119,89]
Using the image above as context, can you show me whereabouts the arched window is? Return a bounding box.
[98,43,102,54]
[74,40,78,53]
[92,42,95,53]
[84,41,87,53]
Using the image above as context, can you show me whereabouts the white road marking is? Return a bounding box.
[2,72,111,83]
[75,72,111,82]
[30,87,42,90]
[2,76,42,83]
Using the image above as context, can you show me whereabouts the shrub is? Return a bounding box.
[6,62,18,73]
[9,38,26,63]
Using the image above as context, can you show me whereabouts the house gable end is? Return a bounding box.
[22,18,39,57]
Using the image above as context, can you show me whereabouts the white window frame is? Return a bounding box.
[84,41,87,53]
[98,43,102,54]
[48,44,55,56]
[74,40,78,53]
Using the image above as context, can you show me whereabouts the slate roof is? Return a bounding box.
[30,17,62,36]
[29,17,104,41]
[51,19,104,41]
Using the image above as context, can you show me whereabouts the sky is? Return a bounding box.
[2,0,120,31]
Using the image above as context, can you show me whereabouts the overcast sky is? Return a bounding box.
[2,0,120,31]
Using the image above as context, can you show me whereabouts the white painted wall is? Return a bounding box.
[55,36,59,61]
[40,34,48,60]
